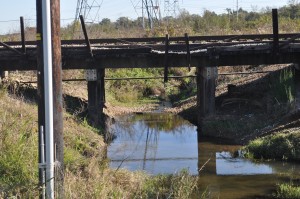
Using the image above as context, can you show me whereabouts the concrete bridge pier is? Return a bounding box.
[196,67,218,130]
[87,68,105,126]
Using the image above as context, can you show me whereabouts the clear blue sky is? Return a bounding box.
[0,0,289,34]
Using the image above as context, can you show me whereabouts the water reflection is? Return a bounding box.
[108,113,300,198]
[216,152,273,175]
[109,113,198,174]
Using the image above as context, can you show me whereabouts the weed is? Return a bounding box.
[274,183,300,199]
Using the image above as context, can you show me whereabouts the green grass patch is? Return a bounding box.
[139,169,198,199]
[243,131,300,161]
[274,183,300,199]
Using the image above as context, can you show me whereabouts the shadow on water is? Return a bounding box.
[108,112,300,199]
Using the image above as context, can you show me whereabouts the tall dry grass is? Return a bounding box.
[0,85,199,198]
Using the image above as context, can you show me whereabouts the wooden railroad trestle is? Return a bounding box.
[1,9,300,128]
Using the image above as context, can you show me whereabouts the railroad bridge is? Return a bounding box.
[1,9,300,127]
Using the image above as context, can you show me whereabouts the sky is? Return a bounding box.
[0,0,289,34]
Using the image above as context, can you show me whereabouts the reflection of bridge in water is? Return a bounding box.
[108,113,300,198]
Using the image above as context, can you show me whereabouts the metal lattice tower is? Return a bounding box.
[164,0,179,17]
[133,0,161,29]
[75,0,103,23]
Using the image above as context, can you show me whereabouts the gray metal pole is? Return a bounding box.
[40,126,46,199]
[41,0,55,198]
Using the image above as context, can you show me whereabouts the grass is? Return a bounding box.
[0,85,199,198]
[243,130,300,161]
[274,183,300,199]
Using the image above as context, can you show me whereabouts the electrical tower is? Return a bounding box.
[164,0,179,17]
[133,0,161,29]
[75,0,103,23]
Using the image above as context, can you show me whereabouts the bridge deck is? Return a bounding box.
[1,34,300,71]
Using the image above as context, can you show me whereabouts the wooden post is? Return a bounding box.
[272,9,279,54]
[20,16,26,54]
[87,69,105,126]
[50,0,64,197]
[196,67,217,127]
[0,71,8,80]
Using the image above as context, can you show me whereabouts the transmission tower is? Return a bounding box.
[133,0,161,29]
[75,0,103,23]
[164,0,179,17]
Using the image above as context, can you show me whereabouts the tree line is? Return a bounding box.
[62,1,300,39]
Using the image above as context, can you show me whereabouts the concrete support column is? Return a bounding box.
[196,67,218,127]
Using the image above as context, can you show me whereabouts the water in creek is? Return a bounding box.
[108,113,300,198]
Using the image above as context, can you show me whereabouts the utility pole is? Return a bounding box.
[50,0,64,197]
[37,0,63,198]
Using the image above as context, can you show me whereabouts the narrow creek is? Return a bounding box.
[108,112,300,198]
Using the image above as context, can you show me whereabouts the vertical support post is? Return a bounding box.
[20,16,26,54]
[184,33,191,71]
[272,9,279,54]
[87,69,105,127]
[50,0,64,197]
[36,0,46,198]
[100,69,106,104]
[164,34,169,83]
[196,67,217,128]
[0,71,8,80]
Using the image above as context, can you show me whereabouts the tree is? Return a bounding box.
[115,17,133,29]
[100,18,111,26]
